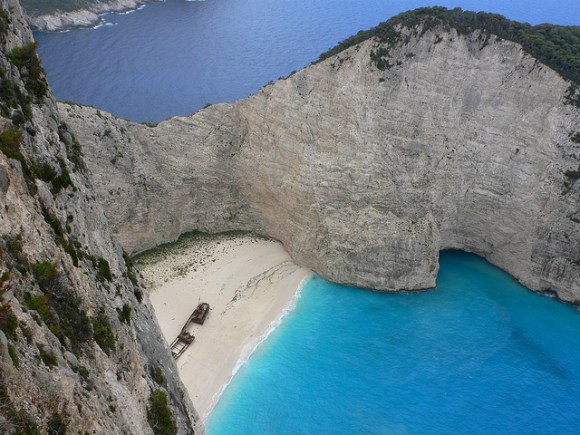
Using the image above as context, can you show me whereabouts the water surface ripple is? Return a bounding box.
[207,251,580,435]
[35,0,580,122]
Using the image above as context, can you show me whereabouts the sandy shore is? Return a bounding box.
[135,232,312,419]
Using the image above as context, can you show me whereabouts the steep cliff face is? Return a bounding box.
[0,0,201,432]
[61,22,580,302]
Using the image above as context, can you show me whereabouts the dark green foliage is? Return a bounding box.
[0,383,41,435]
[75,364,89,381]
[566,84,580,107]
[0,271,11,303]
[133,229,207,265]
[50,161,74,194]
[10,110,26,126]
[319,22,401,61]
[0,125,23,160]
[0,303,18,340]
[26,294,51,319]
[563,164,580,193]
[377,59,393,70]
[0,124,38,193]
[0,78,19,107]
[92,309,115,355]
[8,43,48,101]
[0,382,9,404]
[117,303,131,324]
[55,296,91,351]
[40,208,80,266]
[57,123,85,171]
[32,159,74,194]
[6,233,23,258]
[318,7,580,87]
[371,47,389,59]
[26,288,92,352]
[150,365,165,385]
[8,343,20,367]
[12,413,41,434]
[564,165,580,181]
[42,209,64,238]
[47,412,67,435]
[0,78,32,124]
[570,132,580,143]
[391,7,580,85]
[38,345,58,368]
[0,8,10,36]
[62,240,79,267]
[370,47,395,70]
[31,261,58,291]
[21,323,33,344]
[13,414,41,434]
[147,389,177,435]
[79,248,105,282]
[123,251,143,301]
[96,257,112,282]
[123,251,134,282]
[32,162,57,183]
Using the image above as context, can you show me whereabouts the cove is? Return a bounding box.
[206,251,580,434]
[35,0,580,123]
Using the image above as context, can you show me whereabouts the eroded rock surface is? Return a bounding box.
[25,0,159,31]
[61,26,580,302]
[0,0,202,432]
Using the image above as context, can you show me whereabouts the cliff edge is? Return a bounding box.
[0,0,202,432]
[61,9,580,303]
[21,0,159,31]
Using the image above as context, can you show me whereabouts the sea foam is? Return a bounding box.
[204,273,313,420]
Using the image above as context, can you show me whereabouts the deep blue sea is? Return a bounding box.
[207,251,580,435]
[35,0,580,122]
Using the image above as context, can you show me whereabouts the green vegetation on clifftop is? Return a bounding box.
[319,7,580,87]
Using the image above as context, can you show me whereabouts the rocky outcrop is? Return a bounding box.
[0,0,202,432]
[29,8,105,32]
[61,23,580,303]
[25,0,159,32]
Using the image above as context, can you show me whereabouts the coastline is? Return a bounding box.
[135,232,313,419]
[26,0,161,32]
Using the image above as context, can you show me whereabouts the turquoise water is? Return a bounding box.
[207,251,580,434]
[35,0,580,122]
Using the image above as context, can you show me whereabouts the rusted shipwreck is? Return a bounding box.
[191,302,210,325]
[170,302,210,359]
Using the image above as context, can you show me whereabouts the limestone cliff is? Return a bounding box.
[61,13,580,303]
[0,0,202,432]
[22,0,159,31]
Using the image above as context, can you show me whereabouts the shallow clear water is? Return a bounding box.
[35,0,580,122]
[206,251,580,435]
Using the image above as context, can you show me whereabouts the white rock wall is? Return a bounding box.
[61,28,580,302]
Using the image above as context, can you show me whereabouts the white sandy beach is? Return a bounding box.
[135,232,312,419]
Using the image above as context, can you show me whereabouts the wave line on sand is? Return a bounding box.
[204,273,313,420]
